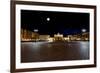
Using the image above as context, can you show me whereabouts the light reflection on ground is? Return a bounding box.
[21,41,89,63]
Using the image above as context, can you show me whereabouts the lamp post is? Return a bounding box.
[34,29,38,32]
[33,29,39,42]
[81,29,86,41]
[82,29,86,33]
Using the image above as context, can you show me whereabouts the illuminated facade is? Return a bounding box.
[21,29,39,41]
[32,32,39,41]
[81,32,89,41]
[21,29,32,41]
[66,32,89,41]
[54,33,64,41]
[39,35,50,41]
[21,29,89,42]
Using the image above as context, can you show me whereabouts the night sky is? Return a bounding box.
[21,10,89,36]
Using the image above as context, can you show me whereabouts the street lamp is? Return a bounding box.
[82,29,86,33]
[34,29,38,32]
[33,29,39,42]
[81,29,86,41]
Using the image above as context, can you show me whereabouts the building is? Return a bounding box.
[64,36,70,41]
[67,32,89,41]
[21,29,39,41]
[32,32,39,41]
[21,28,89,42]
[39,35,50,41]
[54,33,64,41]
[70,34,81,41]
[81,32,89,41]
[21,29,32,41]
[48,37,54,42]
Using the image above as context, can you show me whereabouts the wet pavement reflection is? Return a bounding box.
[21,41,89,63]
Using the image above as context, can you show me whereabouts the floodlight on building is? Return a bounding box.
[54,33,63,37]
[64,37,70,40]
[48,38,53,42]
[82,29,86,33]
[34,29,38,32]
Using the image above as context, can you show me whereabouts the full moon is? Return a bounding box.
[47,17,50,21]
